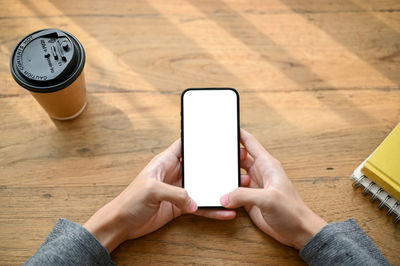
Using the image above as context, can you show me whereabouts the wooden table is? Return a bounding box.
[1,0,399,264]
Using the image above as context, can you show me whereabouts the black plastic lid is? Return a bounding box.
[10,29,85,93]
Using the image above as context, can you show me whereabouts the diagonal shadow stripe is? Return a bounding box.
[187,0,378,125]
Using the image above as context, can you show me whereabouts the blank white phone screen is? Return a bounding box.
[182,89,239,207]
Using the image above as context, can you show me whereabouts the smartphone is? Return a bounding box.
[181,88,240,208]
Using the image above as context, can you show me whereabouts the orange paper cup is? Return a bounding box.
[10,29,87,120]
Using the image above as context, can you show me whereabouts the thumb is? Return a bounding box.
[220,187,268,208]
[152,182,198,213]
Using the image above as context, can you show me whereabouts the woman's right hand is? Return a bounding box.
[220,129,327,250]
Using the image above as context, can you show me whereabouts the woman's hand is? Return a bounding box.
[220,129,327,250]
[84,139,237,253]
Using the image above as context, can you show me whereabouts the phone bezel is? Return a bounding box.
[181,88,240,209]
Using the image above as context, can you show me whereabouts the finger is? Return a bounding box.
[240,128,271,159]
[240,147,247,161]
[152,181,197,213]
[240,156,254,171]
[240,174,250,187]
[194,209,236,220]
[164,138,181,159]
[220,187,268,209]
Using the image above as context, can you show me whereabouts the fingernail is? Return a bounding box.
[220,194,230,207]
[188,199,197,212]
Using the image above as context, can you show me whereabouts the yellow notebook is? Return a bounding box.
[362,123,400,201]
[351,123,400,224]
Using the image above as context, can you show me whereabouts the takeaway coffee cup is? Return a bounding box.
[10,29,87,120]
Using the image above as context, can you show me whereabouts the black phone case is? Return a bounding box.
[181,88,240,209]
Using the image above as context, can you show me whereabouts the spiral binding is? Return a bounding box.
[352,171,400,224]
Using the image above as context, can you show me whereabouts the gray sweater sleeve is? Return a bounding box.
[299,218,389,266]
[24,218,114,266]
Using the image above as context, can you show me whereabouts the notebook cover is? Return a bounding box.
[362,123,400,201]
[351,162,400,223]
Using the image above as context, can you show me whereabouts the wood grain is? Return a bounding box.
[1,0,400,265]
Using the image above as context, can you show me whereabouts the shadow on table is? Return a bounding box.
[187,0,379,125]
[279,0,400,86]
[18,0,294,133]
[48,94,141,160]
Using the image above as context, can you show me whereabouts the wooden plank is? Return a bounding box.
[1,0,400,265]
[1,91,399,187]
[1,1,400,96]
[1,0,400,17]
